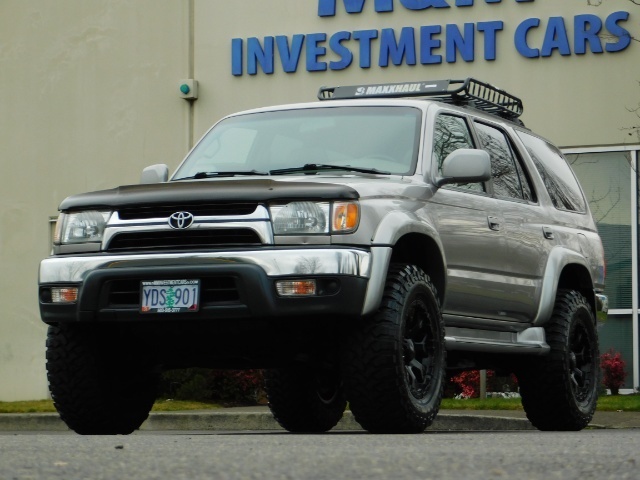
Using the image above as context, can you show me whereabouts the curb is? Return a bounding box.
[0,411,535,432]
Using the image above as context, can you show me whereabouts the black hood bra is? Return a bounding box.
[59,178,359,212]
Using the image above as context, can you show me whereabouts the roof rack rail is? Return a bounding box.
[318,78,524,122]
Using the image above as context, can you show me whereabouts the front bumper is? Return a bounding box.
[39,248,376,323]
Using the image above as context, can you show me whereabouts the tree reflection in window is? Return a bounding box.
[433,115,483,192]
[475,122,533,201]
[517,130,586,212]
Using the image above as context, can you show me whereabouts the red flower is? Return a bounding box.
[600,349,627,393]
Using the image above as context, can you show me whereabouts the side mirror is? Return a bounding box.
[436,149,491,187]
[141,164,169,184]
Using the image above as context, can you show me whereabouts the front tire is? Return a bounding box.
[46,323,158,435]
[264,366,346,432]
[343,264,446,433]
[517,290,599,431]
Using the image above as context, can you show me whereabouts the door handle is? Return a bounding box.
[542,226,555,240]
[487,216,501,231]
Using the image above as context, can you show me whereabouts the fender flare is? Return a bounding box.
[533,246,592,326]
[370,210,443,248]
[361,211,446,316]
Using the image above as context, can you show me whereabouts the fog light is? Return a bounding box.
[276,280,317,296]
[51,287,79,304]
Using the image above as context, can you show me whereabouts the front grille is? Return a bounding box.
[107,229,262,252]
[104,277,240,309]
[118,203,259,220]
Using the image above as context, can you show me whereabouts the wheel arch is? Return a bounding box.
[389,233,446,306]
[557,263,597,322]
[533,247,597,326]
[362,212,447,316]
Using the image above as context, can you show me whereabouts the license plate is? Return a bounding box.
[140,280,200,313]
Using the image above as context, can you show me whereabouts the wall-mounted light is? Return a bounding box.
[178,79,198,100]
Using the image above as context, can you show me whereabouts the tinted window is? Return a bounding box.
[475,123,534,201]
[517,130,586,212]
[433,115,483,192]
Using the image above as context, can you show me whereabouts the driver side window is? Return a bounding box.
[433,115,484,192]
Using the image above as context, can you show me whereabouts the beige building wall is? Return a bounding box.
[0,0,190,400]
[0,0,637,400]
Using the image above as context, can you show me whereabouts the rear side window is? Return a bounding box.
[517,130,586,213]
[474,122,534,201]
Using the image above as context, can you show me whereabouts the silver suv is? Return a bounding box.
[39,78,607,434]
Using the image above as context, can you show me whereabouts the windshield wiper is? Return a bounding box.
[270,163,390,176]
[174,170,269,181]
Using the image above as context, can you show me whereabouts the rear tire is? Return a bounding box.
[46,323,158,435]
[264,367,346,432]
[517,290,599,431]
[343,264,446,433]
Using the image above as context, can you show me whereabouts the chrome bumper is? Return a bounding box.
[39,248,372,284]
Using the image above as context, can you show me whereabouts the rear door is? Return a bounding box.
[471,120,548,323]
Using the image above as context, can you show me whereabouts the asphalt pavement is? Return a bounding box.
[1,406,639,432]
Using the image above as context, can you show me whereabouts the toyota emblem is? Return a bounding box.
[168,211,194,229]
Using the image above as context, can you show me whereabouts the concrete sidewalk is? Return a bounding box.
[1,406,639,432]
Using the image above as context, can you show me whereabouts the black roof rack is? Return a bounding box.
[317,78,524,122]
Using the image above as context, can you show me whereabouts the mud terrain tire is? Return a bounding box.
[343,264,446,433]
[46,323,157,435]
[517,290,599,431]
[264,367,346,432]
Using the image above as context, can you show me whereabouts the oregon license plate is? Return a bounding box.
[140,279,200,313]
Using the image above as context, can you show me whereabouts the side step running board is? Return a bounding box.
[445,326,550,355]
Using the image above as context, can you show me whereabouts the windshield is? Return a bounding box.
[172,106,422,180]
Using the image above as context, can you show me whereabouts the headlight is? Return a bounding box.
[270,201,359,235]
[54,210,111,244]
[271,202,330,235]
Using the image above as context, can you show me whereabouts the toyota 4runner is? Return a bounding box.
[39,78,607,434]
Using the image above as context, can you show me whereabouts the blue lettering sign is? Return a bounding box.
[319,0,534,14]
[605,11,631,53]
[420,25,442,64]
[307,33,328,71]
[446,23,475,63]
[232,38,243,76]
[353,29,379,68]
[400,0,449,9]
[379,27,417,67]
[541,17,571,57]
[247,37,274,75]
[231,1,631,75]
[574,14,603,55]
[329,31,354,70]
[478,21,503,60]
[277,35,305,72]
[515,18,540,58]
[318,0,393,16]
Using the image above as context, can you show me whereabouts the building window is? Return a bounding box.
[567,148,637,389]
[567,151,632,309]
